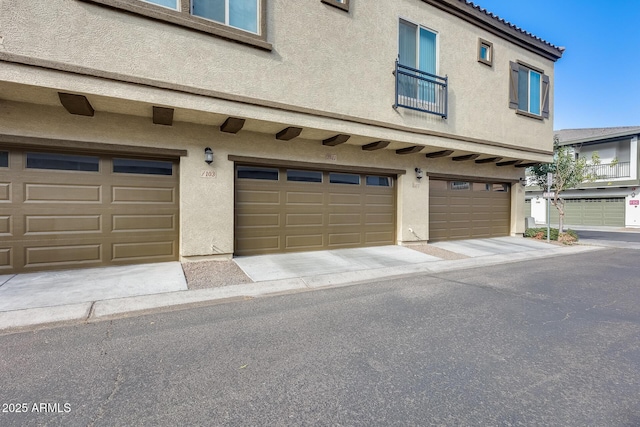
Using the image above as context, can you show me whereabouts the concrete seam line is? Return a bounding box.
[0,274,18,288]
[87,301,97,320]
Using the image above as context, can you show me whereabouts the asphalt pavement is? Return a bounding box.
[576,229,640,242]
[0,237,596,331]
[1,248,639,426]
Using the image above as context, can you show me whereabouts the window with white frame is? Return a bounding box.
[398,19,437,103]
[519,67,541,115]
[509,61,550,118]
[478,38,493,66]
[78,0,268,50]
[142,0,177,9]
[192,0,259,34]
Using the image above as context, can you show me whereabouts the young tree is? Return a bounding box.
[528,136,599,233]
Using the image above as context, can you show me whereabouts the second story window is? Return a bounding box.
[79,0,269,50]
[192,0,259,34]
[395,19,447,118]
[509,61,550,119]
[143,0,178,8]
[399,19,437,101]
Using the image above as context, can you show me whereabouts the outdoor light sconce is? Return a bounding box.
[204,147,214,164]
[414,168,424,180]
[519,177,527,186]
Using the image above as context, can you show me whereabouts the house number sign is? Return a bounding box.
[201,170,217,178]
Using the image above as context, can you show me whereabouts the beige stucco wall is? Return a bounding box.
[0,0,556,152]
[0,100,524,257]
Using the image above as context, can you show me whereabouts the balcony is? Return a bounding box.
[394,60,448,118]
[587,161,631,180]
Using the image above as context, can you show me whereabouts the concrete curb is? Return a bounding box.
[0,244,604,333]
[0,302,92,331]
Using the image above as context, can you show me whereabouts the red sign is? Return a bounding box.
[630,200,639,206]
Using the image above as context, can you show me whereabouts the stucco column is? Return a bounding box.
[510,182,526,235]
[397,171,430,244]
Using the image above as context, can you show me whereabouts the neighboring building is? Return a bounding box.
[526,126,640,228]
[0,0,563,274]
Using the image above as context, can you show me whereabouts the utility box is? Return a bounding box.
[525,216,536,229]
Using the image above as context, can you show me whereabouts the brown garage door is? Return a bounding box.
[429,180,510,241]
[0,149,179,273]
[234,165,396,255]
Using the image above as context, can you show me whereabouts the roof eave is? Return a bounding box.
[422,0,564,62]
[557,130,640,146]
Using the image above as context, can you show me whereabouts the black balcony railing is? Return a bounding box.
[587,161,631,179]
[394,59,448,118]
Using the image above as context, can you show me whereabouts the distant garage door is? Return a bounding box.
[550,198,624,227]
[429,179,511,241]
[0,149,179,273]
[234,165,396,255]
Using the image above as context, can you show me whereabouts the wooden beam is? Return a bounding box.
[152,106,174,126]
[425,150,454,158]
[395,146,424,155]
[276,127,303,141]
[496,160,523,167]
[362,141,390,151]
[322,134,350,146]
[452,154,480,162]
[475,156,503,164]
[515,162,537,168]
[220,117,245,134]
[58,92,94,116]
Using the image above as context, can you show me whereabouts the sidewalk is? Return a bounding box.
[0,238,603,333]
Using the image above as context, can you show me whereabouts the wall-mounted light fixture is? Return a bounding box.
[414,167,423,180]
[519,177,527,186]
[204,147,214,164]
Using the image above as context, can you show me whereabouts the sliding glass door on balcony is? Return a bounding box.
[399,20,436,103]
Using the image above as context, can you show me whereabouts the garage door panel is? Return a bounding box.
[429,179,510,242]
[25,215,102,235]
[285,234,324,250]
[365,194,394,206]
[365,213,394,225]
[112,186,175,204]
[112,241,175,261]
[449,197,471,206]
[25,244,102,268]
[329,213,361,226]
[236,213,280,228]
[236,236,280,254]
[25,183,102,203]
[449,213,471,221]
[328,233,362,246]
[235,166,395,254]
[0,216,11,235]
[2,149,179,273]
[560,199,624,227]
[366,231,395,244]
[112,214,175,232]
[236,189,280,205]
[0,182,10,201]
[329,192,362,206]
[286,213,323,227]
[286,191,323,205]
[0,248,12,269]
